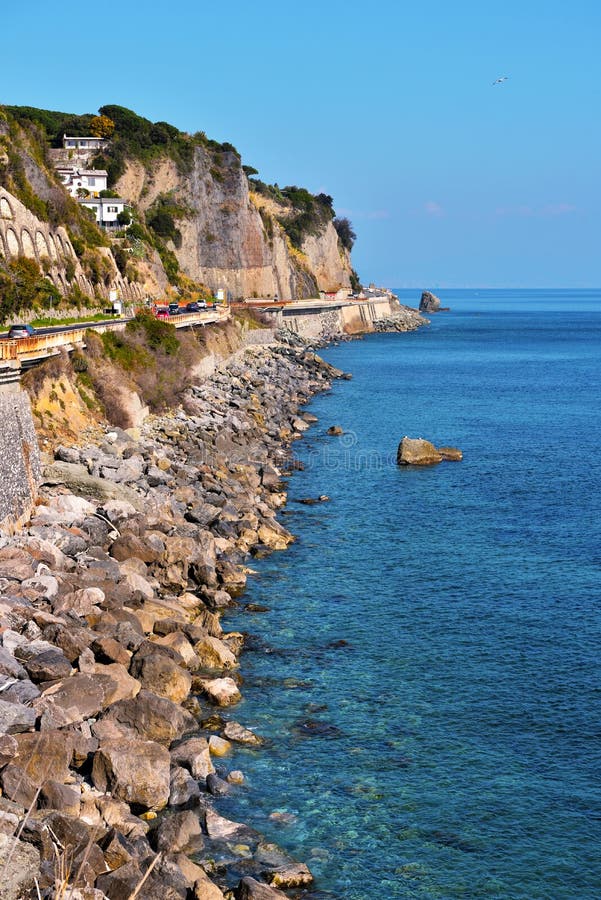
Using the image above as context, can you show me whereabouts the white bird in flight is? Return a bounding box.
[492,76,509,85]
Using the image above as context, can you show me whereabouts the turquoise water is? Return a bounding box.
[222,289,601,899]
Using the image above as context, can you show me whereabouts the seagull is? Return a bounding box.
[492,76,508,85]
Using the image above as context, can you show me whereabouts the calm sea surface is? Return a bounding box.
[222,289,601,899]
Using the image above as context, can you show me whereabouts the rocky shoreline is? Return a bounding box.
[0,310,426,899]
[0,342,354,900]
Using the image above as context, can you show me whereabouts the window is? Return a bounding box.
[107,206,118,213]
[87,178,95,187]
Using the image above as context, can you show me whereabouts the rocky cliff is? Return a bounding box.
[0,104,356,311]
[115,150,352,301]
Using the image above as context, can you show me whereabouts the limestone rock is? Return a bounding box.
[92,739,171,810]
[264,862,314,889]
[0,699,36,734]
[93,689,196,746]
[153,810,202,853]
[235,877,288,899]
[170,736,215,779]
[397,437,443,466]
[194,677,241,707]
[223,721,264,746]
[0,832,41,900]
[193,635,237,671]
[129,643,192,704]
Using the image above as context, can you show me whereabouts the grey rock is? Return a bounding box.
[0,699,36,734]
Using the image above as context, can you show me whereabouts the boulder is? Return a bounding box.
[326,425,343,436]
[235,877,288,899]
[170,736,215,779]
[0,699,36,734]
[169,765,201,806]
[33,674,106,729]
[193,635,237,671]
[92,739,171,810]
[129,643,192,704]
[41,462,144,509]
[22,647,73,683]
[153,810,202,853]
[0,832,41,900]
[223,721,264,746]
[194,677,241,707]
[397,437,443,466]
[264,863,313,889]
[93,690,196,746]
[0,548,35,582]
[208,736,231,757]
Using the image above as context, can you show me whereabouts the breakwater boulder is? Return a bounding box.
[397,437,463,465]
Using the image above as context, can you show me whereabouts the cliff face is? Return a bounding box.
[116,148,352,300]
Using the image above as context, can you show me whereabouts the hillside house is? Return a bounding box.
[63,135,109,152]
[79,196,130,229]
[56,166,108,198]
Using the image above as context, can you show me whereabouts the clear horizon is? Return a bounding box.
[3,0,600,288]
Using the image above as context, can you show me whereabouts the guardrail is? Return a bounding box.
[0,309,229,362]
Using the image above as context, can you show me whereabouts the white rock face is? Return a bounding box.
[116,150,353,300]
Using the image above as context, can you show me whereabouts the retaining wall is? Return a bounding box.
[0,392,41,530]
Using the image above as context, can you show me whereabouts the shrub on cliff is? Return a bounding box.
[333,217,356,251]
[82,314,203,421]
[0,257,61,324]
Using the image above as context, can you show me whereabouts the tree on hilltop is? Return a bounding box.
[89,114,115,139]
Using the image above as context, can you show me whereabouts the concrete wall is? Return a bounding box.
[280,297,395,338]
[0,392,41,530]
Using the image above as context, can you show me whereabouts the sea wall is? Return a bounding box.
[0,391,41,529]
[279,296,422,339]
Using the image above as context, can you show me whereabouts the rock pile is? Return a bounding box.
[0,345,343,899]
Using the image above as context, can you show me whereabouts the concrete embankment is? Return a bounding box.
[274,295,425,341]
[0,342,346,899]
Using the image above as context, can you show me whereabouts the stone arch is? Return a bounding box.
[21,229,36,259]
[0,195,14,220]
[55,234,65,256]
[35,231,50,258]
[6,228,19,258]
[0,232,6,259]
[48,235,58,261]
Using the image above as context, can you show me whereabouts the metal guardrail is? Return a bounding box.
[0,309,229,362]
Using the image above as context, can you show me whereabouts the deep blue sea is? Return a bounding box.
[222,289,601,899]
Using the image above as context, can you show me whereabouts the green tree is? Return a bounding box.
[333,217,356,251]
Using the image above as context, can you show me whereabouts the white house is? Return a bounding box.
[63,135,109,152]
[79,197,130,229]
[56,166,108,198]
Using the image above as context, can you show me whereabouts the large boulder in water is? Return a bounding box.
[419,291,448,312]
[397,437,462,466]
[397,437,443,466]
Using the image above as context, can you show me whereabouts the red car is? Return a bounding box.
[153,306,169,319]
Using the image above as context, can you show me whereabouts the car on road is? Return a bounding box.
[168,303,181,316]
[153,306,169,319]
[185,301,207,313]
[4,324,36,339]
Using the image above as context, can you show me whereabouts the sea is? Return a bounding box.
[221,288,601,899]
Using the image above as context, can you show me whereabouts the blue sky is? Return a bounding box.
[3,0,600,287]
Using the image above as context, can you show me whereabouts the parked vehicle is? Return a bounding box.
[168,303,181,316]
[153,306,169,319]
[186,301,207,313]
[4,324,35,339]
